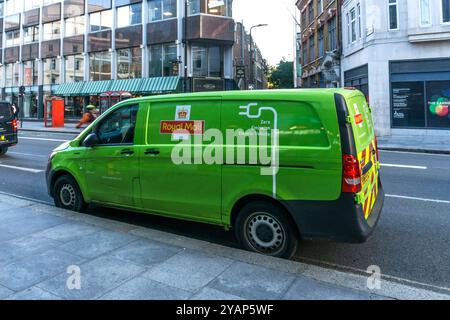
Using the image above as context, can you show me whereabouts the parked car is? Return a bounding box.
[0,101,18,156]
[46,89,384,258]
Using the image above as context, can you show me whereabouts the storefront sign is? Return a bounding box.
[193,78,224,92]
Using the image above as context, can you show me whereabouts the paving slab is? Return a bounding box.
[190,287,244,300]
[0,213,68,237]
[0,285,14,299]
[100,277,192,300]
[208,261,296,300]
[33,222,99,243]
[142,249,233,292]
[4,286,62,300]
[37,256,145,300]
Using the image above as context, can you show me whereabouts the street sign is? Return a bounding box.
[236,66,246,80]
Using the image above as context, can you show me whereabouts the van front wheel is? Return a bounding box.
[53,175,87,212]
[0,146,8,156]
[235,201,299,259]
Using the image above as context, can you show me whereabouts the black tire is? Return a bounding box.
[53,175,87,212]
[235,201,299,259]
[0,146,8,156]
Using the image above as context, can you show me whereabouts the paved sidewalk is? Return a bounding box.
[378,134,450,154]
[0,194,448,300]
[18,121,83,134]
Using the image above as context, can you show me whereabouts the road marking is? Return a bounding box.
[386,194,450,204]
[0,163,44,173]
[297,256,450,295]
[380,150,450,157]
[19,137,68,142]
[0,191,53,205]
[381,163,427,170]
[8,152,47,158]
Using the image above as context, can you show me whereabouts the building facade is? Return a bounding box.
[342,0,450,135]
[296,0,341,88]
[0,0,236,120]
[233,21,268,90]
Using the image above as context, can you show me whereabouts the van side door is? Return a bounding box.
[137,99,222,224]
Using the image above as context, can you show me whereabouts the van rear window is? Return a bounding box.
[0,103,12,120]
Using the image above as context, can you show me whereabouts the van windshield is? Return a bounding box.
[0,103,12,121]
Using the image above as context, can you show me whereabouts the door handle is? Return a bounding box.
[145,149,160,155]
[120,149,135,155]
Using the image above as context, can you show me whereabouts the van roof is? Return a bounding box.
[129,88,365,103]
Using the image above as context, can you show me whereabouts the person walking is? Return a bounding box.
[76,105,98,129]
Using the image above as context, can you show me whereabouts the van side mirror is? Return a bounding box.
[82,133,99,148]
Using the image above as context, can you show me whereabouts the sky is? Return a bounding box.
[233,0,297,66]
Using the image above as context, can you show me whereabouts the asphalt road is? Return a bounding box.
[1,130,449,293]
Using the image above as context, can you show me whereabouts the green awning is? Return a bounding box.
[79,80,112,96]
[54,82,85,97]
[109,78,143,93]
[139,76,180,94]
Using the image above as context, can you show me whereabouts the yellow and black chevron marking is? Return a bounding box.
[357,139,379,220]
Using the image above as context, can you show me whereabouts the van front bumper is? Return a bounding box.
[281,180,384,243]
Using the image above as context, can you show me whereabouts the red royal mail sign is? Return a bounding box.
[160,120,205,135]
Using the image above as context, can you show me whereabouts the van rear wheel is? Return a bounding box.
[0,146,8,156]
[53,175,87,212]
[235,201,299,259]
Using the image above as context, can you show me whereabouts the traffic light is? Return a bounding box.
[18,86,25,97]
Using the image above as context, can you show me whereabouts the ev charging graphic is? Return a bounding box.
[239,103,279,199]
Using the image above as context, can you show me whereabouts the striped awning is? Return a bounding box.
[54,82,85,97]
[139,76,180,94]
[79,80,112,96]
[109,78,143,93]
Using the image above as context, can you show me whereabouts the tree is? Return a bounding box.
[268,59,294,89]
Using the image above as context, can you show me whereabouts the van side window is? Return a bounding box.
[97,104,139,145]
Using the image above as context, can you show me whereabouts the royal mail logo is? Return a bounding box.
[177,108,188,120]
[175,105,191,121]
[160,120,205,135]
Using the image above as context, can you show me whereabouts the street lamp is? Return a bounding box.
[249,24,268,90]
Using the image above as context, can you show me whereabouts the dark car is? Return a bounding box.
[0,101,18,156]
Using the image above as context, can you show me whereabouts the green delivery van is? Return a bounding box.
[46,89,384,258]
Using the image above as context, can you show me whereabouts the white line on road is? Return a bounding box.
[0,163,44,173]
[380,150,450,157]
[386,194,450,204]
[381,163,428,170]
[19,137,69,142]
[8,152,47,158]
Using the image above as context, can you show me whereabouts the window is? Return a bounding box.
[318,28,324,58]
[23,60,39,86]
[207,0,232,16]
[443,0,450,23]
[24,0,42,10]
[318,0,323,14]
[43,0,61,5]
[5,30,21,47]
[328,17,337,51]
[357,3,362,38]
[43,21,61,40]
[188,0,200,15]
[43,58,61,85]
[302,42,307,65]
[90,51,112,81]
[5,63,19,87]
[309,35,315,62]
[117,3,142,28]
[149,43,177,77]
[301,10,307,30]
[149,0,177,21]
[66,16,85,36]
[388,0,399,30]
[419,0,431,26]
[117,47,142,79]
[24,26,39,44]
[90,9,112,32]
[346,13,350,44]
[350,8,357,42]
[65,54,85,83]
[192,46,223,77]
[97,104,139,145]
[5,0,24,16]
[308,2,314,23]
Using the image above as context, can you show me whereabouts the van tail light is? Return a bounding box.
[374,136,379,161]
[342,154,362,193]
[12,119,18,132]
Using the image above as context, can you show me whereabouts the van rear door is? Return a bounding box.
[344,92,380,220]
[0,102,16,146]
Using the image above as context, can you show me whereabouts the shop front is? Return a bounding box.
[390,59,450,130]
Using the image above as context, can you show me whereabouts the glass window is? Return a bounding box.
[389,0,398,30]
[97,104,139,145]
[43,58,61,85]
[5,0,24,16]
[318,0,323,14]
[43,21,61,40]
[192,45,222,77]
[90,51,112,81]
[117,47,142,79]
[443,0,450,23]
[5,30,21,47]
[148,0,177,22]
[318,28,324,57]
[207,0,226,16]
[117,3,142,28]
[24,26,40,44]
[65,16,85,36]
[90,9,112,32]
[43,0,61,5]
[5,63,20,87]
[24,0,42,10]
[391,82,426,128]
[309,35,315,62]
[308,2,314,23]
[420,0,431,26]
[23,60,39,86]
[65,54,85,83]
[188,0,200,15]
[328,17,336,51]
[350,8,356,42]
[426,81,450,128]
[357,3,362,38]
[149,43,177,77]
[0,3,4,17]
